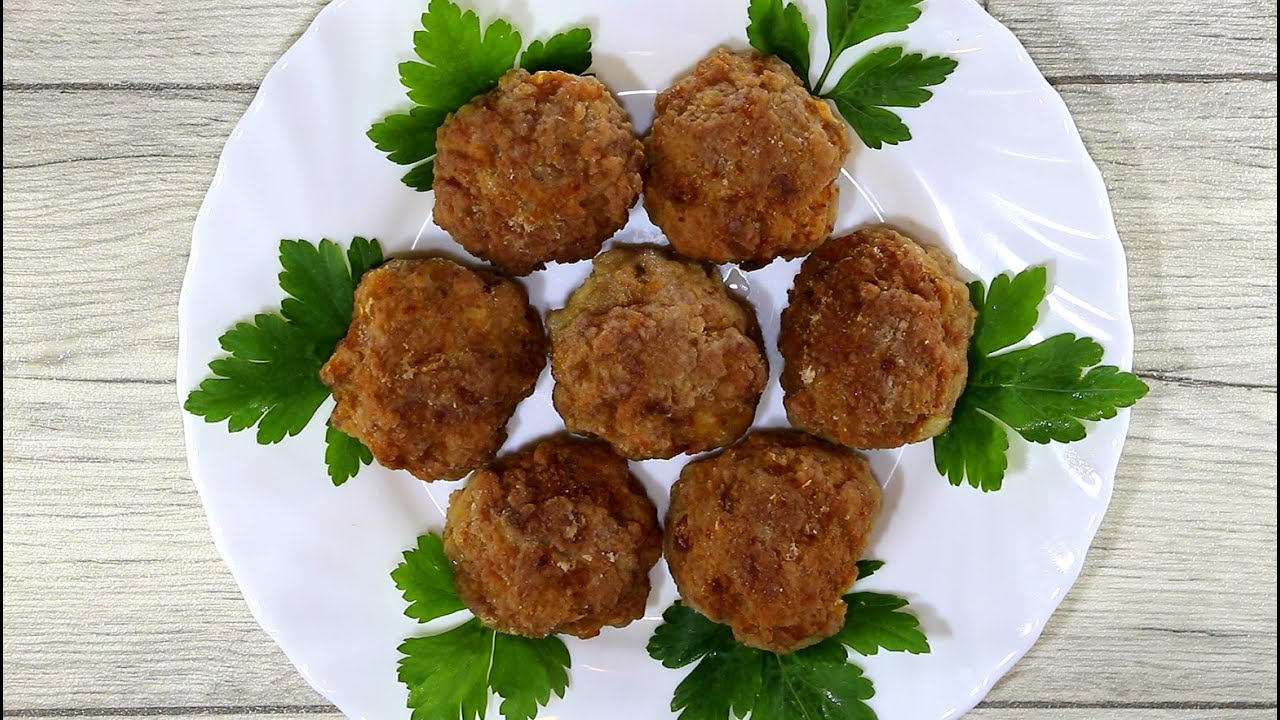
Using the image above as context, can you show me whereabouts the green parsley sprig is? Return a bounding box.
[393,534,572,720]
[370,0,594,191]
[184,237,383,486]
[647,560,928,720]
[747,0,957,149]
[934,266,1151,491]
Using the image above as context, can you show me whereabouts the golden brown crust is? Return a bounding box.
[665,430,882,653]
[643,49,850,266]
[319,258,545,481]
[433,70,645,275]
[444,435,662,638]
[779,227,977,449]
[547,246,768,460]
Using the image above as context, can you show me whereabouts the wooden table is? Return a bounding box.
[3,0,1276,718]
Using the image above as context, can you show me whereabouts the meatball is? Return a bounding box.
[644,49,850,266]
[443,435,662,638]
[666,430,882,653]
[320,258,545,481]
[433,69,645,276]
[547,246,768,460]
[779,227,977,449]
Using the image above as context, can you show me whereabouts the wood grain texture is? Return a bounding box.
[1,0,1275,85]
[3,0,1277,716]
[988,0,1277,78]
[1,376,1274,708]
[4,81,1275,387]
[7,707,1269,712]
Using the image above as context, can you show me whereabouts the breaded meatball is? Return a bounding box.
[443,435,662,638]
[433,69,645,276]
[547,246,768,460]
[644,49,850,266]
[666,430,882,653]
[780,227,977,449]
[320,258,545,481]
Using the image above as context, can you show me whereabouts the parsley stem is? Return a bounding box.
[815,51,840,95]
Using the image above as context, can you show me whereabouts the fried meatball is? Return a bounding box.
[644,49,850,266]
[666,430,882,653]
[780,227,977,449]
[444,435,662,638]
[319,258,545,481]
[432,69,645,276]
[547,246,768,460]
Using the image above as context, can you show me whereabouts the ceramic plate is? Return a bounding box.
[178,0,1135,717]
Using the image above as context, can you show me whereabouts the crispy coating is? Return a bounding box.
[547,246,768,460]
[444,435,662,638]
[433,69,645,276]
[666,430,882,653]
[780,227,977,449]
[319,258,545,481]
[644,49,851,266]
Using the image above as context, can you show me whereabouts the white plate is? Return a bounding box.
[177,1,1135,718]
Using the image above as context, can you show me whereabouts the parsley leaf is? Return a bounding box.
[392,533,467,623]
[819,0,924,89]
[520,28,593,75]
[932,394,1009,491]
[970,265,1048,356]
[835,592,931,655]
[757,642,875,720]
[855,559,884,580]
[325,422,373,486]
[399,619,495,720]
[490,633,572,720]
[970,334,1152,443]
[367,107,450,190]
[394,533,571,720]
[825,47,957,149]
[402,0,522,112]
[185,314,332,444]
[185,238,382,482]
[371,0,593,191]
[935,267,1151,491]
[278,238,377,345]
[648,561,926,720]
[747,0,813,89]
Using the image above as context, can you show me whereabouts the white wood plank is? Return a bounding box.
[1,0,1274,85]
[3,81,1275,387]
[988,0,1278,78]
[1,375,1273,708]
[13,711,1276,720]
[1062,80,1278,387]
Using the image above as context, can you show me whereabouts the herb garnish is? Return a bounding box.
[747,0,957,149]
[369,0,594,191]
[934,266,1151,491]
[184,238,382,486]
[647,560,928,720]
[394,534,572,720]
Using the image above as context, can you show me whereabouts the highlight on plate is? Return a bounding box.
[182,0,1149,717]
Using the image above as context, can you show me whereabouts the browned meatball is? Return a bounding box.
[666,430,882,653]
[780,227,977,449]
[443,435,662,638]
[433,69,645,276]
[644,49,850,266]
[319,258,545,481]
[547,246,768,460]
